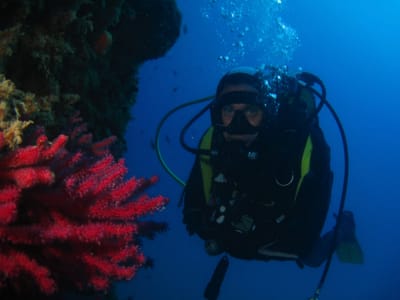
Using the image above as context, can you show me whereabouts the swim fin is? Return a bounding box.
[335,211,364,264]
[336,236,364,264]
[204,255,229,300]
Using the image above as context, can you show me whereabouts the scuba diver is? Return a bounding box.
[156,65,363,299]
[182,66,362,265]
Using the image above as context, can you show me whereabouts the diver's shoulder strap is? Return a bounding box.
[199,127,215,205]
[298,85,317,116]
[199,127,215,151]
[294,134,313,202]
[294,122,332,202]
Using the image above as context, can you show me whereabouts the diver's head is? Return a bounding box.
[211,67,267,143]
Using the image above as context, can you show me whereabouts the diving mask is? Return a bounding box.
[221,103,263,134]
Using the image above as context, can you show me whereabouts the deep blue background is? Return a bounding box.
[119,1,400,299]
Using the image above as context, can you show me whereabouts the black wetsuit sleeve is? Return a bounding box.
[285,125,333,256]
[182,157,209,237]
[292,168,333,256]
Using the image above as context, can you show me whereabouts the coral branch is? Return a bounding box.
[0,167,54,188]
[0,250,57,295]
[0,131,169,297]
[0,134,68,168]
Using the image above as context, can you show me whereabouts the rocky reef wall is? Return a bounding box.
[0,0,182,156]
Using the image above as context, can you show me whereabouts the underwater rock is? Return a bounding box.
[0,0,182,157]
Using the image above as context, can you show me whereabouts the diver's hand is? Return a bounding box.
[183,209,219,241]
[183,209,203,235]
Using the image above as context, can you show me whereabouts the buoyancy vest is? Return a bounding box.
[197,123,331,258]
[198,125,314,219]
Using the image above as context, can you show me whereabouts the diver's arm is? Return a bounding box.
[182,158,204,234]
[290,125,333,256]
[293,169,333,256]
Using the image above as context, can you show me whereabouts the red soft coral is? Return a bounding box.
[0,130,168,298]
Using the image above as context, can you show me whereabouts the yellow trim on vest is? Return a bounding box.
[295,135,313,201]
[199,127,214,204]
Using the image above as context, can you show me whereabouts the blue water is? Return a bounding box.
[120,1,400,299]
